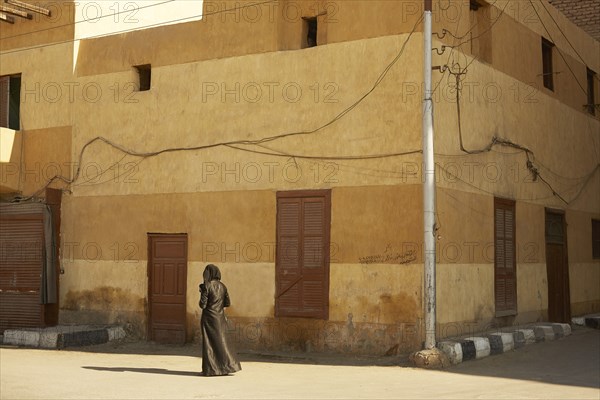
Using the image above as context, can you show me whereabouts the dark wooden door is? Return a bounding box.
[148,234,187,344]
[545,211,570,323]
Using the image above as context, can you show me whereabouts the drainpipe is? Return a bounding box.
[422,0,437,350]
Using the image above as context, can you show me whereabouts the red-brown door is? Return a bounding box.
[545,210,570,323]
[148,234,187,344]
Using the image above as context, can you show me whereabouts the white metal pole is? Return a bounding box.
[422,0,437,350]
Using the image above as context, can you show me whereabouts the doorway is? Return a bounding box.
[545,210,571,323]
[147,234,187,344]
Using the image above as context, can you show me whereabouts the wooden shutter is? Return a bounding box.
[0,211,44,330]
[276,190,331,319]
[0,76,9,129]
[494,198,517,316]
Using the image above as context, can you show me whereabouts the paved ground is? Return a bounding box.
[1,326,598,399]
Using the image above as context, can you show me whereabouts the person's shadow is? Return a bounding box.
[82,366,204,377]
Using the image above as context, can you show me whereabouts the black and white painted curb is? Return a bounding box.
[437,323,571,365]
[1,325,126,349]
[572,313,600,330]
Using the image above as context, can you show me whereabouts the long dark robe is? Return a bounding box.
[199,274,241,376]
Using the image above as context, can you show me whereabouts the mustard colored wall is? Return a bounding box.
[68,34,423,199]
[567,209,600,316]
[59,184,426,352]
[2,0,599,353]
[0,1,75,51]
[0,0,75,195]
[0,127,72,195]
[433,0,599,119]
[0,38,74,195]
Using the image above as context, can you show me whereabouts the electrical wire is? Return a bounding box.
[17,15,423,200]
[431,0,507,97]
[442,0,509,51]
[0,0,176,41]
[527,0,588,96]
[449,62,598,205]
[0,0,276,56]
[537,0,591,68]
[437,162,557,202]
[225,144,422,161]
[12,2,598,208]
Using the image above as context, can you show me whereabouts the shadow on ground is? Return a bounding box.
[65,325,600,389]
[73,340,407,367]
[440,326,600,389]
[82,366,202,377]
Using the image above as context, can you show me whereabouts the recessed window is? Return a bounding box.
[593,219,600,259]
[542,38,554,91]
[587,68,596,116]
[469,0,482,11]
[469,0,492,64]
[0,74,21,130]
[135,64,151,92]
[303,17,317,48]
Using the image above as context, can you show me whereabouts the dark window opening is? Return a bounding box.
[135,64,151,92]
[593,219,600,259]
[304,17,317,48]
[470,0,482,11]
[469,0,492,64]
[0,74,21,130]
[494,198,517,316]
[587,68,596,116]
[542,38,554,91]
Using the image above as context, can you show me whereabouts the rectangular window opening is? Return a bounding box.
[542,38,554,91]
[587,68,596,116]
[469,0,492,64]
[135,64,151,92]
[592,219,600,259]
[303,17,317,48]
[0,74,21,130]
[470,0,482,11]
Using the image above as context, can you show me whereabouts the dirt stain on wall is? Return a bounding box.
[63,287,145,311]
[357,292,419,325]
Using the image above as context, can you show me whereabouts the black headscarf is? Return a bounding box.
[203,264,221,285]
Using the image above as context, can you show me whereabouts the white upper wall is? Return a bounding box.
[74,0,204,40]
[72,0,203,71]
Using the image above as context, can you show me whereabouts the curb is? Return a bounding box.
[437,322,571,365]
[2,325,126,349]
[572,314,600,329]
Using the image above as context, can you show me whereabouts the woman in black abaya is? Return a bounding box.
[199,264,241,376]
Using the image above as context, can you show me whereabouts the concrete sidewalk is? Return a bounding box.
[2,313,599,364]
[1,326,598,399]
[437,322,572,365]
[1,324,126,349]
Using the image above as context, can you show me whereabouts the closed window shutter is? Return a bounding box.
[0,76,9,129]
[494,198,517,315]
[276,198,302,314]
[276,191,330,319]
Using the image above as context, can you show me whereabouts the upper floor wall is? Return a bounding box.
[69,0,599,118]
[2,1,598,128]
